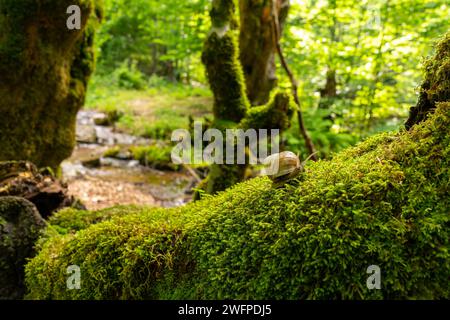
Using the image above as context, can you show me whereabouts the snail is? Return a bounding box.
[262,151,317,185]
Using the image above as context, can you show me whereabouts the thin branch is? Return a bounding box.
[271,0,318,161]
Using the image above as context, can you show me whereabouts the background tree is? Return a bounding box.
[239,0,290,105]
[96,0,210,84]
[201,0,293,194]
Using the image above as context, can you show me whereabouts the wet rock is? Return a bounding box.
[93,110,123,126]
[0,196,46,299]
[82,157,102,168]
[103,146,134,161]
[0,161,74,219]
[76,124,98,144]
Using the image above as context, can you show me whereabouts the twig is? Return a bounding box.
[271,0,318,161]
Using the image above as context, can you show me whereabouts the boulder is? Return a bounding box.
[0,197,46,299]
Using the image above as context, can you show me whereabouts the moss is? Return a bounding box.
[103,146,121,158]
[210,0,239,29]
[202,31,249,123]
[130,145,180,171]
[240,91,295,131]
[24,101,450,300]
[0,196,46,299]
[47,206,140,236]
[205,163,247,195]
[0,0,102,170]
[201,1,294,194]
[406,32,450,129]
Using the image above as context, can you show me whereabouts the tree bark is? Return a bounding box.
[239,0,290,106]
[405,33,450,129]
[0,0,102,169]
[200,0,294,195]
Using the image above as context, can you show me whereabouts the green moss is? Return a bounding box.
[130,145,180,171]
[0,0,102,169]
[210,0,239,29]
[205,163,247,195]
[406,32,450,129]
[201,1,294,194]
[25,101,450,300]
[202,31,249,123]
[240,91,295,131]
[102,146,121,158]
[48,206,140,235]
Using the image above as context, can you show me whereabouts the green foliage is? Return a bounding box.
[96,0,210,83]
[130,145,180,171]
[282,0,449,137]
[286,108,360,158]
[116,61,147,90]
[25,102,450,300]
[85,79,212,140]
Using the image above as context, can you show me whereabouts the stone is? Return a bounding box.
[0,196,46,300]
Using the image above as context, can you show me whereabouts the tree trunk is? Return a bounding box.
[318,69,337,109]
[405,33,450,129]
[200,0,294,195]
[0,0,102,170]
[239,0,290,106]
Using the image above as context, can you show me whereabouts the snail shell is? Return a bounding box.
[262,151,302,183]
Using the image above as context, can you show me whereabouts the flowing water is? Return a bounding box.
[61,111,195,210]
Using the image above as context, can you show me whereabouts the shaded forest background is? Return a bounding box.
[88,0,449,157]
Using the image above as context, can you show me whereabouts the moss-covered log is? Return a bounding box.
[24,100,450,300]
[24,32,450,300]
[0,0,102,169]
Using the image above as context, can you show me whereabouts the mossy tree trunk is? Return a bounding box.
[239,0,290,106]
[405,33,450,129]
[0,0,102,170]
[201,0,293,195]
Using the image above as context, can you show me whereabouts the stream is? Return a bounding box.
[61,110,195,210]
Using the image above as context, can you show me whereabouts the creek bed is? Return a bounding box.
[61,111,195,210]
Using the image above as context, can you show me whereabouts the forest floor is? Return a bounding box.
[85,82,213,139]
[62,84,212,210]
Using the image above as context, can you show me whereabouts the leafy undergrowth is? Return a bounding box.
[25,102,450,300]
[85,77,212,140]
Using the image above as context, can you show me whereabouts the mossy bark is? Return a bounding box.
[201,0,294,194]
[406,33,450,129]
[0,0,102,169]
[239,0,290,105]
[202,0,250,124]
